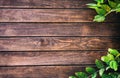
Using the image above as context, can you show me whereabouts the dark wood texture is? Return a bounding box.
[0,66,88,78]
[0,9,120,22]
[0,51,106,66]
[0,37,120,51]
[0,0,120,78]
[0,0,93,8]
[0,9,95,22]
[0,23,120,36]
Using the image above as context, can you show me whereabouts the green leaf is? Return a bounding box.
[117,4,120,7]
[109,60,118,71]
[86,3,98,9]
[101,53,114,63]
[95,59,104,69]
[95,0,104,3]
[91,72,97,78]
[108,48,119,56]
[86,67,96,74]
[107,53,115,61]
[116,9,120,12]
[101,56,110,63]
[115,0,120,4]
[109,73,118,78]
[69,76,77,78]
[116,56,120,63]
[99,68,105,76]
[108,0,117,8]
[109,72,120,78]
[75,72,87,78]
[95,8,106,15]
[93,15,105,22]
[101,4,111,12]
[117,74,120,78]
[102,74,111,78]
[87,3,98,7]
[115,4,120,12]
[87,0,120,22]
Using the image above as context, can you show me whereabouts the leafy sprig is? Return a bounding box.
[87,0,120,22]
[69,48,120,78]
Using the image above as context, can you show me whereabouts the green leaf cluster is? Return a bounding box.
[87,0,120,22]
[69,48,120,78]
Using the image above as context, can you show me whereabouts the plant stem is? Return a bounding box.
[105,9,115,16]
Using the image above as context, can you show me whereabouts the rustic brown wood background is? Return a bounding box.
[0,0,120,78]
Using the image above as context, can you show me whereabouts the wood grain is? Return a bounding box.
[0,51,106,66]
[0,0,120,78]
[0,37,120,51]
[0,9,95,22]
[0,9,120,22]
[0,66,89,78]
[0,0,93,9]
[0,23,120,36]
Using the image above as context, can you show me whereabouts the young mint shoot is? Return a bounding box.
[69,48,120,78]
[87,0,120,22]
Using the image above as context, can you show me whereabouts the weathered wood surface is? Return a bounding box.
[0,23,120,36]
[0,9,94,22]
[0,51,106,66]
[0,0,93,8]
[0,37,120,51]
[0,9,120,22]
[0,0,120,78]
[0,66,88,78]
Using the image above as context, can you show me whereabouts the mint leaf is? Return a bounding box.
[101,4,111,12]
[87,0,120,22]
[107,53,115,61]
[102,74,111,78]
[116,4,120,8]
[115,4,120,12]
[109,60,118,71]
[93,15,105,22]
[109,73,119,78]
[108,48,119,56]
[95,8,106,15]
[86,67,96,74]
[95,0,104,3]
[75,72,87,78]
[115,0,120,4]
[101,56,109,63]
[95,59,104,69]
[91,72,97,78]
[99,68,105,76]
[108,0,117,8]
[87,3,98,7]
[86,3,98,9]
[101,53,114,63]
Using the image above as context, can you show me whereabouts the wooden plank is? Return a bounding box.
[0,9,94,22]
[0,23,120,36]
[0,37,120,51]
[0,0,93,9]
[0,66,88,78]
[0,9,120,22]
[0,51,106,66]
